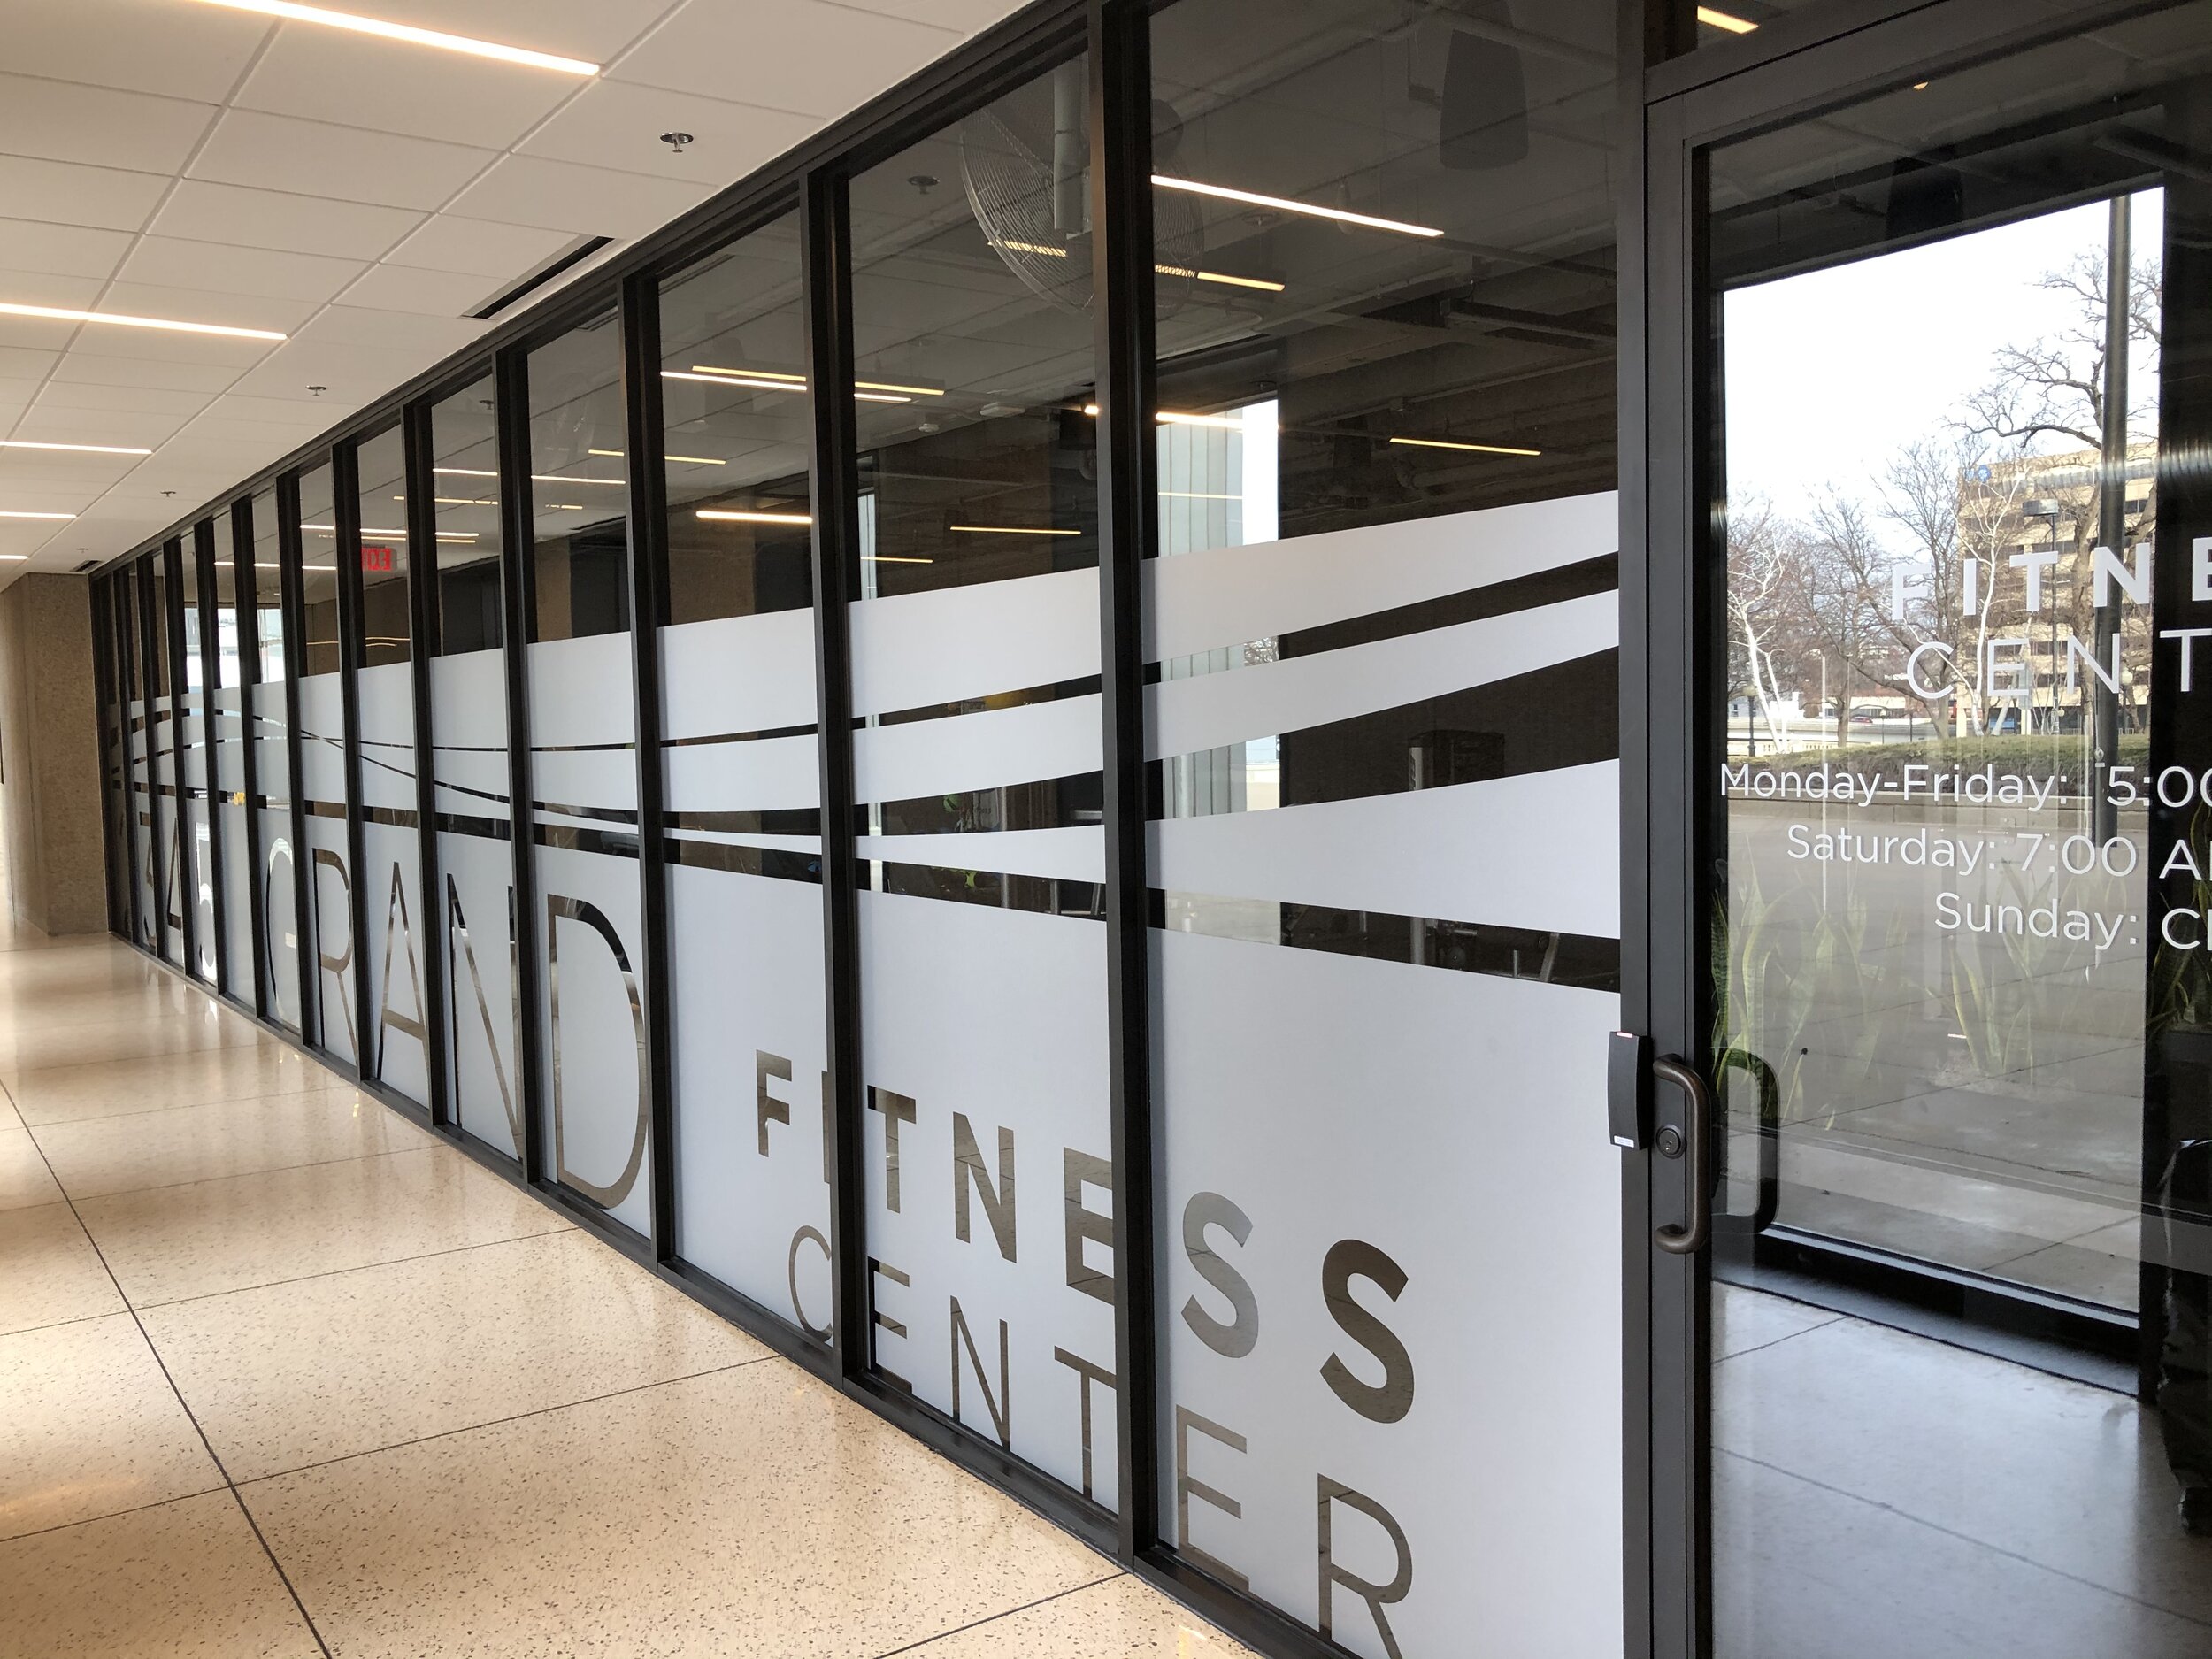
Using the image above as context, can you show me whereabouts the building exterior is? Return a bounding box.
[77,3,2212,1657]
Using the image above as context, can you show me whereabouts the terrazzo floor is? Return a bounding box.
[0,922,1247,1658]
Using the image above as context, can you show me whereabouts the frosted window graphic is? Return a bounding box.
[657,220,832,1328]
[528,320,649,1234]
[1144,0,1624,1651]
[847,58,1116,1504]
[212,520,256,1009]
[251,488,300,1032]
[297,463,355,1065]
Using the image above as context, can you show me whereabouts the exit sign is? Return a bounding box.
[362,544,396,572]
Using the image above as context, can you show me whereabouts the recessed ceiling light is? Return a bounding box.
[864,555,933,565]
[1151,175,1442,239]
[591,449,726,466]
[681,365,943,398]
[949,525,1079,536]
[0,439,154,457]
[1389,435,1541,457]
[433,466,619,487]
[1696,6,1759,32]
[0,301,285,341]
[188,0,599,74]
[0,509,75,520]
[1079,403,1265,431]
[0,554,28,562]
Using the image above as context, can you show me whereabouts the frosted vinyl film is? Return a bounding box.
[188,798,214,979]
[255,680,299,1029]
[298,672,354,1063]
[538,842,650,1237]
[1143,491,1617,662]
[849,566,1097,717]
[363,819,429,1103]
[670,861,830,1325]
[529,633,636,826]
[431,648,518,1156]
[129,696,155,946]
[1155,935,1622,1659]
[216,686,255,1005]
[858,890,1118,1504]
[155,695,182,966]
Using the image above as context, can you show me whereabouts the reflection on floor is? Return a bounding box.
[0,922,1243,1658]
[1714,1283,2212,1659]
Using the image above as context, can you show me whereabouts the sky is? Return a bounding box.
[1723,189,2164,555]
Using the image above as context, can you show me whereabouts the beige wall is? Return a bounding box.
[0,575,106,936]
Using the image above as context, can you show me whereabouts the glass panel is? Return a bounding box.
[252,488,300,1031]
[1143,1,1624,1650]
[430,375,520,1160]
[180,537,216,981]
[526,317,649,1233]
[1708,10,2212,1651]
[846,57,1113,1501]
[151,547,183,968]
[212,518,256,1010]
[657,217,831,1329]
[296,462,355,1064]
[99,578,131,937]
[352,426,428,1104]
[125,568,157,951]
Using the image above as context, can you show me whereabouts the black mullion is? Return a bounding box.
[120,573,147,950]
[162,540,197,976]
[194,519,230,997]
[334,442,373,1081]
[403,401,452,1129]
[136,557,167,962]
[277,472,317,1047]
[234,499,269,1021]
[801,166,867,1379]
[619,269,679,1260]
[1087,0,1158,1564]
[496,346,549,1187]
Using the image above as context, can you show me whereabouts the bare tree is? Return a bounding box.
[1960,244,2161,452]
[1724,495,1800,750]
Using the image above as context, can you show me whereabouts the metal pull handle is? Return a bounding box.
[1652,1056,1712,1256]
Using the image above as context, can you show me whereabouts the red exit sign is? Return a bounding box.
[361,544,396,572]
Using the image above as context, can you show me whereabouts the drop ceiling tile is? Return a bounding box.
[447,154,710,238]
[0,220,135,283]
[834,0,1032,28]
[9,408,188,447]
[0,268,111,311]
[0,73,219,175]
[151,181,424,261]
[32,380,211,419]
[0,382,51,411]
[226,338,447,403]
[116,237,368,305]
[382,215,578,279]
[94,282,319,336]
[0,349,62,382]
[50,352,241,394]
[4,0,269,101]
[29,322,276,370]
[611,1,959,118]
[189,111,498,212]
[518,80,819,181]
[339,264,497,318]
[234,27,583,152]
[0,155,168,233]
[327,0,675,63]
[300,306,490,357]
[199,392,350,427]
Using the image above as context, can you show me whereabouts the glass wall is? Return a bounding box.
[252,488,300,1031]
[657,216,832,1332]
[354,426,429,1105]
[125,565,157,951]
[81,10,1649,1652]
[1142,1,1623,1650]
[526,318,649,1235]
[296,462,354,1064]
[429,375,520,1160]
[846,57,1115,1499]
[178,539,216,981]
[150,546,184,969]
[211,512,256,1008]
[97,580,132,939]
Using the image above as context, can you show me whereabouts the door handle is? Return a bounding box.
[1653,1055,1712,1256]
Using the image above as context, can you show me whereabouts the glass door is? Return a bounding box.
[1642,4,2212,1655]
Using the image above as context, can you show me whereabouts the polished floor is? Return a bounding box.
[0,922,1248,1658]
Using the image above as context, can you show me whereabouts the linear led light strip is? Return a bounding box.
[664,367,933,403]
[188,0,599,73]
[696,509,810,526]
[949,525,1078,536]
[591,449,725,465]
[435,467,621,486]
[1152,175,1442,239]
[0,439,153,456]
[1079,403,1246,431]
[0,509,75,520]
[0,301,285,341]
[1697,6,1758,32]
[303,521,477,542]
[1390,435,1541,457]
[994,239,1285,293]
